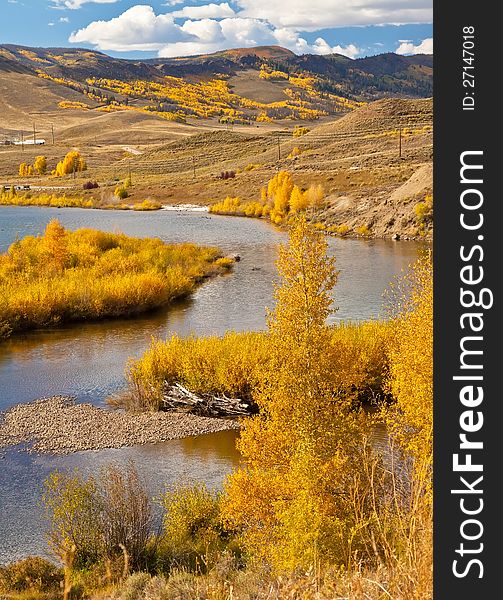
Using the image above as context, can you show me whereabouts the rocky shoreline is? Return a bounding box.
[0,396,240,455]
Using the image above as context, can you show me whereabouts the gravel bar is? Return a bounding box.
[0,396,240,455]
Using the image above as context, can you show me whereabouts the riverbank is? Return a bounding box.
[0,396,240,455]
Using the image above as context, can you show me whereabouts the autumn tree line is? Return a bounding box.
[19,150,87,178]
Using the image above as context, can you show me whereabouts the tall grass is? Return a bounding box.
[0,220,230,335]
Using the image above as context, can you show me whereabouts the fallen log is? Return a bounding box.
[161,383,256,417]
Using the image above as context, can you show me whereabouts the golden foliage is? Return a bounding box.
[415,193,433,223]
[259,65,289,80]
[293,125,310,137]
[132,199,162,211]
[209,171,325,224]
[128,331,268,409]
[0,189,94,209]
[0,221,227,334]
[54,151,87,177]
[18,156,47,177]
[221,217,382,571]
[386,253,433,479]
[58,100,90,110]
[287,146,303,159]
[34,155,47,175]
[355,224,372,236]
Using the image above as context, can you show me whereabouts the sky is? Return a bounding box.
[0,0,433,59]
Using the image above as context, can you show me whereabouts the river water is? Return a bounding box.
[0,206,426,563]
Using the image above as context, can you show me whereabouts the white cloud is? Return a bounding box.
[171,3,236,19]
[69,5,193,51]
[235,0,432,31]
[48,22,55,26]
[67,4,373,58]
[395,37,433,55]
[59,16,70,23]
[158,16,360,58]
[51,0,119,9]
[311,37,360,58]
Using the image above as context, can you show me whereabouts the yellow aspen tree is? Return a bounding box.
[43,219,69,273]
[34,155,47,175]
[222,216,377,571]
[289,185,308,212]
[386,254,433,481]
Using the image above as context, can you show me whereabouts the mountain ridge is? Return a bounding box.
[0,43,432,101]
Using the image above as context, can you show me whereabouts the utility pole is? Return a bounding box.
[192,155,196,179]
[277,135,281,161]
[20,131,24,151]
[33,123,36,145]
[51,124,55,146]
[398,127,402,158]
[128,159,132,185]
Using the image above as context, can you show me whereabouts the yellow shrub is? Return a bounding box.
[415,194,433,223]
[287,146,302,159]
[132,200,162,211]
[0,222,228,335]
[355,224,371,236]
[0,190,93,209]
[293,126,310,138]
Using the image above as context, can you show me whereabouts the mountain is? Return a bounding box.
[0,44,432,102]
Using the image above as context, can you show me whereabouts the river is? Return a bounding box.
[0,206,426,562]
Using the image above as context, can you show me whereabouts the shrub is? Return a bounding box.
[287,146,302,159]
[34,155,47,175]
[0,189,93,209]
[244,163,261,171]
[160,484,233,573]
[132,200,162,211]
[293,125,310,137]
[355,224,371,236]
[115,185,129,199]
[0,556,63,593]
[54,150,87,177]
[210,172,324,225]
[217,171,236,180]
[163,484,221,547]
[214,256,234,269]
[43,463,153,570]
[415,194,433,223]
[328,223,350,236]
[83,180,99,190]
[98,464,153,569]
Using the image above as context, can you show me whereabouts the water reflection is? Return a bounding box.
[0,430,240,563]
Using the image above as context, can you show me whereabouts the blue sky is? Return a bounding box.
[1,1,432,59]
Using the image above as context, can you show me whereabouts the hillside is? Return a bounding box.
[0,44,432,125]
[0,44,432,240]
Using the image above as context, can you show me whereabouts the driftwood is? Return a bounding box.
[161,383,256,417]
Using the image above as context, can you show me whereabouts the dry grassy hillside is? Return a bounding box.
[0,89,432,239]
